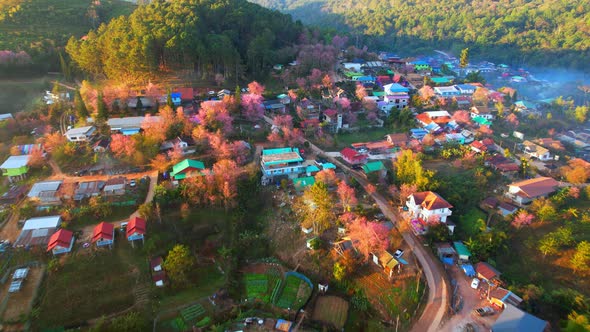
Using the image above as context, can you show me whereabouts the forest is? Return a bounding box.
[250,0,590,69]
[66,0,304,83]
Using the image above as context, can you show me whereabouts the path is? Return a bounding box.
[0,200,26,243]
[262,115,450,332]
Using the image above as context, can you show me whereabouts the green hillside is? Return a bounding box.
[250,0,590,69]
[0,0,135,64]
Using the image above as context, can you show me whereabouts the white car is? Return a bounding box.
[394,249,404,259]
[470,278,480,289]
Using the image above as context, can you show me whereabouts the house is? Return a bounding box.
[93,138,110,153]
[486,155,519,174]
[362,161,386,177]
[107,116,161,136]
[261,147,305,182]
[489,288,524,309]
[498,202,518,216]
[14,216,62,248]
[0,185,27,204]
[453,241,471,261]
[470,140,488,153]
[177,87,194,101]
[103,177,126,196]
[150,257,166,287]
[471,106,495,120]
[522,140,551,161]
[0,113,14,121]
[434,86,460,97]
[435,243,456,264]
[92,222,115,248]
[305,165,320,177]
[333,237,358,256]
[491,304,549,332]
[481,197,500,210]
[371,250,399,278]
[475,262,501,283]
[127,216,146,247]
[0,155,30,182]
[160,137,189,151]
[127,96,154,109]
[263,100,286,113]
[514,101,538,114]
[323,109,343,133]
[27,180,62,205]
[47,229,74,255]
[455,84,477,95]
[340,148,368,165]
[293,176,315,191]
[506,177,559,205]
[342,62,362,72]
[406,191,453,223]
[410,128,429,140]
[385,133,408,148]
[64,126,96,142]
[535,138,564,151]
[170,159,205,180]
[74,181,105,201]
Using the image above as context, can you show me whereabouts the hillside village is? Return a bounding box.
[0,41,589,332]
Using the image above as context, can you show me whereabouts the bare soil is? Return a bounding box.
[1,266,45,322]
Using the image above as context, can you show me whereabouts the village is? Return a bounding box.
[0,45,588,332]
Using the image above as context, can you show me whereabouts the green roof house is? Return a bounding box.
[170,159,205,180]
[362,161,386,177]
[453,241,472,261]
[0,155,30,182]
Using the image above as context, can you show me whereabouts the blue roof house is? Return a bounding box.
[261,147,305,181]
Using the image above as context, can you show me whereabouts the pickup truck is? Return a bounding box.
[474,307,495,317]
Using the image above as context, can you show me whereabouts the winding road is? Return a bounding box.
[263,116,450,332]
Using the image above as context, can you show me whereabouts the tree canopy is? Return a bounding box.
[66,0,303,82]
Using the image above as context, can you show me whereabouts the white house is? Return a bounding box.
[434,86,460,97]
[454,84,477,95]
[470,106,495,120]
[406,191,453,223]
[522,140,551,161]
[64,126,96,142]
[342,62,362,72]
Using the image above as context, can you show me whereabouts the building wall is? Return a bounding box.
[2,165,28,177]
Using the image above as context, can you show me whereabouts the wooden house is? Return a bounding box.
[126,216,146,247]
[92,222,115,248]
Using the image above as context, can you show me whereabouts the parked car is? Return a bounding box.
[474,307,495,317]
[470,278,480,289]
[129,179,136,187]
[394,249,404,259]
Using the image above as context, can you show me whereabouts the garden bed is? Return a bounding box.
[312,296,349,329]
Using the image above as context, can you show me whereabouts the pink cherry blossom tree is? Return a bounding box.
[512,210,534,228]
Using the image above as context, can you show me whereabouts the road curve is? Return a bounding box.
[261,113,450,332]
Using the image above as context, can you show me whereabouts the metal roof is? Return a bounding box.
[0,155,30,169]
[28,180,62,198]
[22,216,62,230]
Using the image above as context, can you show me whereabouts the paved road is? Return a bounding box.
[262,115,450,331]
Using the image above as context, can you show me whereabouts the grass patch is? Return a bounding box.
[333,127,390,149]
[457,208,487,238]
[36,244,143,329]
[275,275,311,311]
[0,77,49,114]
[157,265,224,309]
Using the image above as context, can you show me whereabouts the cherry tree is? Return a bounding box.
[478,125,493,135]
[419,85,435,100]
[296,77,307,90]
[315,169,339,187]
[366,184,377,195]
[337,181,357,212]
[348,216,391,262]
[241,93,264,121]
[247,81,265,96]
[110,134,136,158]
[322,74,334,91]
[42,132,67,152]
[356,83,368,100]
[452,110,472,124]
[334,97,351,111]
[27,146,45,168]
[273,115,294,128]
[506,113,519,127]
[150,154,172,173]
[197,101,233,135]
[331,35,348,49]
[308,68,323,86]
[512,210,534,228]
[399,183,418,205]
[142,113,166,143]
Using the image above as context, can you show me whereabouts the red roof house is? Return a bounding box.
[92,222,115,248]
[176,87,194,101]
[127,216,146,246]
[47,229,74,255]
[341,148,368,165]
[475,262,501,282]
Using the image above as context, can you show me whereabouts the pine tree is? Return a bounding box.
[136,97,143,110]
[74,90,89,121]
[460,48,469,68]
[96,92,108,121]
[166,92,174,109]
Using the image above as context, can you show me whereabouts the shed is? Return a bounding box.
[103,177,126,196]
[435,242,456,263]
[92,222,115,248]
[170,159,205,180]
[362,161,386,175]
[475,262,501,282]
[0,155,30,181]
[461,264,476,277]
[453,241,471,261]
